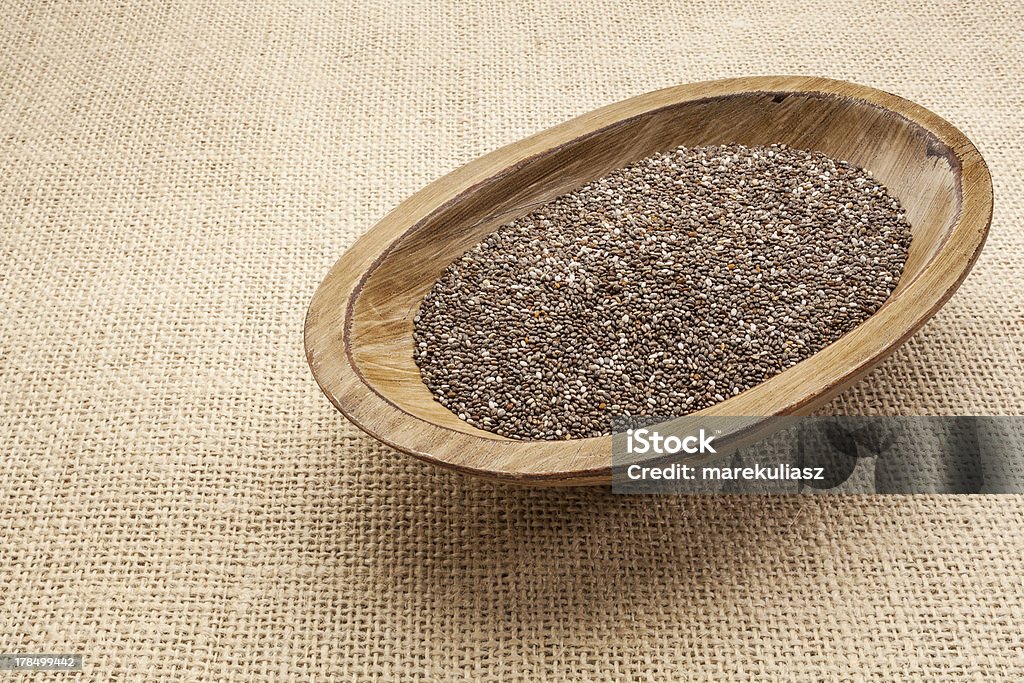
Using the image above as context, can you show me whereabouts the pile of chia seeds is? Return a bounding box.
[413,144,912,440]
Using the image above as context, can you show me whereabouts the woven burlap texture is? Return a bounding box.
[1,1,1022,680]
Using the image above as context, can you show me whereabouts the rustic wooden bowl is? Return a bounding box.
[305,76,992,485]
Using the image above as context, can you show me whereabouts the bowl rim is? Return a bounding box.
[304,75,993,484]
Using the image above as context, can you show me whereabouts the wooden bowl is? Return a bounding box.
[305,76,992,485]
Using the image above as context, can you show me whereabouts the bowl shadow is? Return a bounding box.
[309,426,903,644]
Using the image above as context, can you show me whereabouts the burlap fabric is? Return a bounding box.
[1,1,1022,680]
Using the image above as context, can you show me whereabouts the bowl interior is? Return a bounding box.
[347,90,961,439]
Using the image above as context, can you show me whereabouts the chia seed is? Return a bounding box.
[413,144,912,440]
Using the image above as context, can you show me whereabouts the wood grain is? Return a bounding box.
[305,76,993,485]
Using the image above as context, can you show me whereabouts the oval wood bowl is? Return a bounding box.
[305,76,992,486]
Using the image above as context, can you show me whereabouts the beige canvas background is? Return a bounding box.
[1,1,1022,680]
